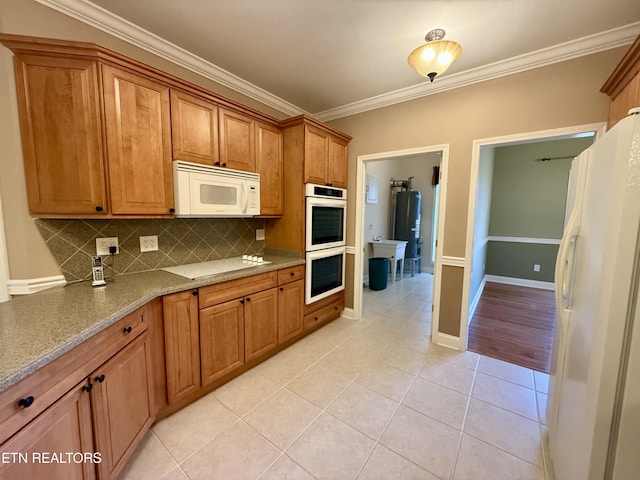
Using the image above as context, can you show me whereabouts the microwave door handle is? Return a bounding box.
[241,182,248,213]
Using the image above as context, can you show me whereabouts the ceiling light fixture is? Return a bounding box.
[408,29,462,82]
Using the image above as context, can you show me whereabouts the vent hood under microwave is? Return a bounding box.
[173,161,261,218]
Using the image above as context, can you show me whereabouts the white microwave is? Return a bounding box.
[173,161,260,217]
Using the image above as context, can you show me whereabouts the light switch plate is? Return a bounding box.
[256,229,265,241]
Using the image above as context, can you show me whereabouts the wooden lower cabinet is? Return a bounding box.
[163,291,201,405]
[0,381,95,480]
[244,288,279,361]
[278,280,304,343]
[91,332,154,480]
[200,299,245,386]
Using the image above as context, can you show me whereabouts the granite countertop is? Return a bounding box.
[0,255,304,392]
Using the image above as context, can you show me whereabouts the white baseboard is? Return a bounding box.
[8,275,66,295]
[485,274,554,291]
[341,307,355,320]
[468,277,487,322]
[433,332,463,351]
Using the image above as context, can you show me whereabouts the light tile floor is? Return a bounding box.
[119,273,556,480]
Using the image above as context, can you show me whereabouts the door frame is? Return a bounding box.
[353,144,450,339]
[461,122,607,349]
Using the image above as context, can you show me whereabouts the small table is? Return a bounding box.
[370,240,408,284]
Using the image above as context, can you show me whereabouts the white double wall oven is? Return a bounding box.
[305,184,347,304]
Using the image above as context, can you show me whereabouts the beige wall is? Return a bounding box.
[0,0,287,279]
[330,48,624,332]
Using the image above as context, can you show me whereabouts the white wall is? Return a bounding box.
[363,152,441,278]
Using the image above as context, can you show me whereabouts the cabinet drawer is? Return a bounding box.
[198,271,277,308]
[277,265,304,285]
[303,299,344,332]
[0,305,148,445]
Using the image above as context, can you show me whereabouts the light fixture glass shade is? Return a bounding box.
[408,38,462,82]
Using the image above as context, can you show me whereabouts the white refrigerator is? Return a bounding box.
[549,108,640,480]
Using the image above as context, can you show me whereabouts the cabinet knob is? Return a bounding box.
[326,183,333,187]
[279,287,284,291]
[246,297,251,302]
[95,374,105,383]
[95,206,103,212]
[240,299,244,304]
[18,396,34,408]
[82,383,93,393]
[290,272,295,276]
[222,162,227,167]
[214,161,220,166]
[314,317,318,321]
[123,326,132,334]
[192,290,198,296]
[169,208,175,213]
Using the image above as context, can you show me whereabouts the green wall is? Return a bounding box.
[486,137,594,281]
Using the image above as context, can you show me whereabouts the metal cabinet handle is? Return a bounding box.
[82,383,93,393]
[95,374,105,383]
[123,326,132,334]
[279,287,284,291]
[169,208,175,213]
[246,297,251,302]
[192,290,198,296]
[95,206,103,212]
[18,396,34,408]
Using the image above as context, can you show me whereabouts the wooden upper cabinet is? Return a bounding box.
[170,90,219,165]
[244,288,279,361]
[91,332,154,480]
[256,121,283,216]
[0,382,95,480]
[102,65,174,215]
[219,107,256,171]
[303,123,348,188]
[163,290,201,405]
[304,124,329,185]
[13,54,107,215]
[602,35,640,129]
[328,136,348,189]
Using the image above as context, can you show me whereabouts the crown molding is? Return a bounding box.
[32,2,640,122]
[34,0,307,117]
[314,22,640,121]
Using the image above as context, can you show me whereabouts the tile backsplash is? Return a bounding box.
[35,218,265,282]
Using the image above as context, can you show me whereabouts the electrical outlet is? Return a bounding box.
[533,264,541,272]
[139,235,159,252]
[96,237,119,255]
[255,229,265,241]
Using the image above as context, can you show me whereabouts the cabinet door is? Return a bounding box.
[14,54,107,215]
[327,136,348,188]
[219,108,255,171]
[255,122,283,216]
[170,90,219,165]
[304,124,329,185]
[102,65,174,215]
[278,280,304,344]
[200,299,245,386]
[0,382,95,480]
[91,332,154,480]
[163,291,201,405]
[244,288,279,361]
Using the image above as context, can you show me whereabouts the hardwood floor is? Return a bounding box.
[468,282,555,373]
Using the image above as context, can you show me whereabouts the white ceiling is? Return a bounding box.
[38,0,640,120]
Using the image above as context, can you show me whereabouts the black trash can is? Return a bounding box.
[369,257,389,291]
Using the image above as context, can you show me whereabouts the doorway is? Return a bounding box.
[353,145,449,343]
[461,122,607,361]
